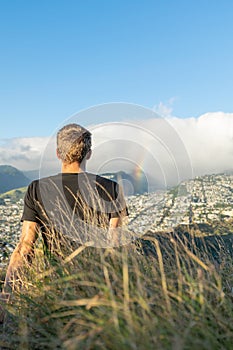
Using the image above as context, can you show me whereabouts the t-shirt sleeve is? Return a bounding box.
[110,182,129,219]
[21,181,40,223]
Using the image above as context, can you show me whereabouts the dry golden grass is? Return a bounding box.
[1,184,233,349]
[1,228,233,350]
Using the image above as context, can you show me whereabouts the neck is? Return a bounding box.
[61,161,86,173]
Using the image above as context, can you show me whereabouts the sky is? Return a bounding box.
[0,1,233,185]
[1,0,233,139]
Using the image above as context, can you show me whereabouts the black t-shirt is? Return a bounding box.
[22,172,128,248]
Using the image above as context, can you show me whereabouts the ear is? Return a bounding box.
[56,148,61,159]
[86,149,92,160]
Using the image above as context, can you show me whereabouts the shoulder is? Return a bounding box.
[87,173,118,189]
[38,174,61,183]
[34,174,63,189]
[26,179,39,193]
[26,174,61,193]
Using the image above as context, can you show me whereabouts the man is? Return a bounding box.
[1,123,128,296]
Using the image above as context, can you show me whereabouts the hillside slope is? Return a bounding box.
[0,186,27,202]
[0,165,30,193]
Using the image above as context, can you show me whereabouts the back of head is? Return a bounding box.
[57,124,92,164]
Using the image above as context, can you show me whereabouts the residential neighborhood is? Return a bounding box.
[0,173,233,264]
[127,173,233,233]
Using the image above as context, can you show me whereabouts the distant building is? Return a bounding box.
[4,198,11,205]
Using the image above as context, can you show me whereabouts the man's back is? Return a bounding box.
[22,172,127,247]
[2,123,128,294]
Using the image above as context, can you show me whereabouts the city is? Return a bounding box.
[126,173,233,233]
[0,173,233,265]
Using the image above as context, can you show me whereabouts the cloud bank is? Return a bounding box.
[168,112,233,176]
[1,112,232,188]
[0,137,49,171]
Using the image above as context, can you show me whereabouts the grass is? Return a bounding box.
[0,187,27,201]
[1,179,233,349]
[1,228,233,350]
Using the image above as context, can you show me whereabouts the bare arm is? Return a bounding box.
[4,221,39,291]
[109,217,121,228]
[108,215,129,246]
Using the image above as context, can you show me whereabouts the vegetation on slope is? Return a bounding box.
[0,165,29,194]
[0,187,27,202]
[1,228,233,350]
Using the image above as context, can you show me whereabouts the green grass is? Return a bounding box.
[0,187,27,201]
[1,229,233,350]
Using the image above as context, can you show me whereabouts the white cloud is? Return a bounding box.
[1,112,233,188]
[153,97,177,117]
[0,137,49,171]
[167,112,233,176]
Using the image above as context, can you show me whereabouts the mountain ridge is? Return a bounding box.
[0,165,30,194]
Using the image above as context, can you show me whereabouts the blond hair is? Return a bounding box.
[57,124,92,164]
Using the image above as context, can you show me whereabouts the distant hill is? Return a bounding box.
[0,186,27,202]
[0,165,30,194]
[23,169,39,181]
[101,170,148,195]
[223,169,233,175]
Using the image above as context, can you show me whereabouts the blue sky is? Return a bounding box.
[1,0,233,138]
